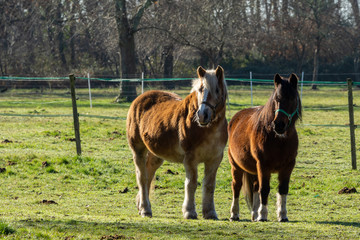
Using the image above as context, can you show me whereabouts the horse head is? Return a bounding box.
[192,65,227,127]
[271,73,302,135]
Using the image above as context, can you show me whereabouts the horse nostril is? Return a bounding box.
[204,111,208,121]
[275,121,286,133]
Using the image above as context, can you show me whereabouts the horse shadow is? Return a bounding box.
[316,221,360,228]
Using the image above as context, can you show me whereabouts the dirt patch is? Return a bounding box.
[338,187,357,194]
[40,199,58,205]
[0,168,6,173]
[66,138,76,142]
[166,169,178,175]
[119,187,129,194]
[6,161,16,166]
[2,139,13,144]
[100,235,134,240]
[42,161,50,168]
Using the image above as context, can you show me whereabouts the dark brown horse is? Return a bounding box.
[228,73,301,222]
[126,66,228,219]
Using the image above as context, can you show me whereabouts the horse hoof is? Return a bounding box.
[204,215,218,220]
[230,216,240,222]
[184,212,198,220]
[139,210,152,218]
[203,211,218,220]
[279,218,289,222]
[257,219,268,222]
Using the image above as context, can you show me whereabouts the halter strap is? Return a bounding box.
[274,98,300,126]
[201,95,225,118]
[275,108,298,125]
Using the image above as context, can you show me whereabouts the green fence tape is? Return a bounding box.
[1,76,359,85]
[0,113,126,120]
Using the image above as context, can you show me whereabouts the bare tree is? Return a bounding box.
[113,0,156,102]
[349,0,360,82]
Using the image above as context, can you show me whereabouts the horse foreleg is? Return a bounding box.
[202,157,222,220]
[251,180,260,221]
[256,163,271,222]
[133,150,152,217]
[183,158,198,219]
[277,167,294,222]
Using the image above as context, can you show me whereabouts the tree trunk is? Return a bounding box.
[163,44,174,89]
[114,0,155,102]
[350,0,360,84]
[55,0,67,72]
[312,43,320,90]
[354,55,359,83]
[70,0,78,68]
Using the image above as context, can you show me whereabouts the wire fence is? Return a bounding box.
[0,73,359,118]
[0,73,358,168]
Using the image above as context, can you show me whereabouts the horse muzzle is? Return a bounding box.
[272,120,287,135]
[197,108,212,127]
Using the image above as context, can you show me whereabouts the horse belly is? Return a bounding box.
[142,129,185,163]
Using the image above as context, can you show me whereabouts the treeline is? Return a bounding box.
[1,0,359,83]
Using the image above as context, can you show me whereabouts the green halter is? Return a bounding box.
[274,99,300,126]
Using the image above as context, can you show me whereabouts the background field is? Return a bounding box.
[0,83,359,239]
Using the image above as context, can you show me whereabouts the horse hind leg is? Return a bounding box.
[256,164,271,222]
[146,153,164,195]
[229,162,243,221]
[241,171,259,221]
[132,148,152,217]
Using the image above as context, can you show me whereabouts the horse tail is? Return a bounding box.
[242,172,258,210]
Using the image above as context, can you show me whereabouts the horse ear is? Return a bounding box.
[197,66,206,78]
[215,65,224,82]
[274,74,282,87]
[289,73,298,88]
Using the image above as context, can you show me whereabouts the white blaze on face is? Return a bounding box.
[198,88,209,114]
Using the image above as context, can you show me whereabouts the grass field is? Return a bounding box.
[0,84,359,239]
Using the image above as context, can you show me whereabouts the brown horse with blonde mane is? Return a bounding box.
[228,73,301,222]
[126,66,228,219]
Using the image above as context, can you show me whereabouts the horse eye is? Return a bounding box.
[199,86,203,93]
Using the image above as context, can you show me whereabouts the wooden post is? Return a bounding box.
[69,74,82,156]
[347,78,356,170]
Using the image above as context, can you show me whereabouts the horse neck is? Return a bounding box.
[258,93,276,126]
[183,91,199,115]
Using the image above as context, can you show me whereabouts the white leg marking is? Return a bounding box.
[251,192,260,221]
[230,197,240,221]
[182,162,198,219]
[277,193,288,222]
[257,204,268,221]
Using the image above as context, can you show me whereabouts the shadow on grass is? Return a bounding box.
[14,218,247,239]
[316,221,360,228]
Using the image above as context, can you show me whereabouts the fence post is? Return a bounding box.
[87,72,92,108]
[250,71,253,106]
[69,74,82,156]
[347,78,356,170]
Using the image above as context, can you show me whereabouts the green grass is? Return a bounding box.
[0,85,359,239]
